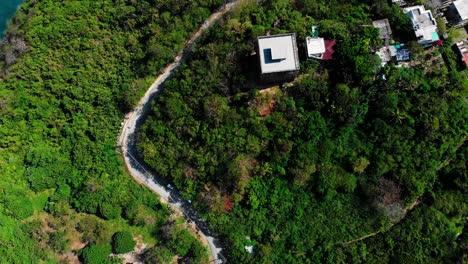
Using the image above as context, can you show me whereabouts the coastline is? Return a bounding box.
[0,0,24,40]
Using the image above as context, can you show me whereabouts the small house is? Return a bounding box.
[257,33,300,82]
[373,19,393,66]
[389,44,411,62]
[306,37,336,60]
[392,0,407,7]
[306,26,336,60]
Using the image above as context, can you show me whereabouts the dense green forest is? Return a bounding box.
[0,0,466,263]
[137,0,467,262]
[0,0,221,262]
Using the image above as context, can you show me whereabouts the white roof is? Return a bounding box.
[271,46,287,60]
[392,0,406,5]
[258,34,299,74]
[376,47,391,65]
[454,0,468,20]
[404,5,438,43]
[389,45,397,56]
[245,245,254,254]
[306,37,326,56]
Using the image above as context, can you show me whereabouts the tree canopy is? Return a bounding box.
[137,0,467,262]
[0,0,216,262]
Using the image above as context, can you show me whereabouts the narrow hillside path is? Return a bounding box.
[118,2,240,263]
[342,200,421,246]
[342,137,465,246]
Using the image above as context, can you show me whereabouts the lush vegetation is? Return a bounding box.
[0,0,217,262]
[79,244,112,264]
[143,219,209,263]
[112,231,136,254]
[137,0,467,262]
[0,0,466,263]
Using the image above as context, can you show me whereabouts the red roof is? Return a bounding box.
[322,40,336,60]
[224,196,233,211]
[259,107,272,116]
[464,53,468,66]
[433,40,443,46]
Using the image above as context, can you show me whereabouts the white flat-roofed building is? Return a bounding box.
[305,37,336,60]
[404,5,439,46]
[306,37,326,59]
[258,33,299,81]
[453,0,468,27]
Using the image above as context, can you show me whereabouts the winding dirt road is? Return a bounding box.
[118,2,240,263]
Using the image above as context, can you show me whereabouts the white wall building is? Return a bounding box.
[257,33,300,81]
[453,0,468,27]
[306,37,326,59]
[306,37,336,60]
[403,5,439,45]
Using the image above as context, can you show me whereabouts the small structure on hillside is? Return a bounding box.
[373,19,393,66]
[395,48,411,61]
[245,245,254,254]
[373,19,393,42]
[404,6,439,46]
[376,47,392,66]
[257,33,300,82]
[244,236,255,254]
[392,0,407,6]
[306,26,336,60]
[388,44,411,62]
[451,0,468,27]
[455,40,468,67]
[426,0,454,15]
[306,38,336,60]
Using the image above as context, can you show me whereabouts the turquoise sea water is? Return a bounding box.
[0,0,23,38]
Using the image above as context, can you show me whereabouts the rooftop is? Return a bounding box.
[454,0,468,20]
[392,0,407,6]
[405,6,436,27]
[456,41,468,65]
[426,0,453,11]
[390,44,410,61]
[376,47,392,65]
[245,246,254,254]
[258,33,299,74]
[396,49,411,61]
[306,37,326,56]
[404,6,438,43]
[306,37,336,60]
[372,19,392,39]
[322,40,336,60]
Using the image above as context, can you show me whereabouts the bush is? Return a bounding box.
[123,201,139,222]
[49,231,69,253]
[112,231,136,254]
[27,168,54,192]
[79,244,112,264]
[188,240,209,264]
[141,246,174,263]
[99,202,122,220]
[5,195,34,220]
